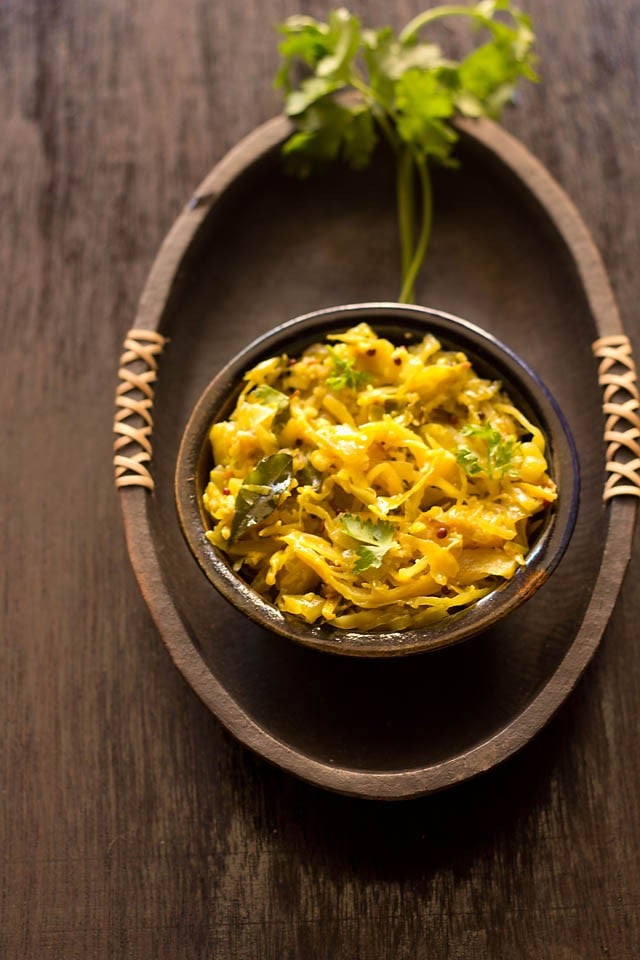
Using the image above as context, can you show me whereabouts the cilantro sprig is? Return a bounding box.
[326,347,371,390]
[276,3,537,302]
[341,514,396,572]
[456,422,520,478]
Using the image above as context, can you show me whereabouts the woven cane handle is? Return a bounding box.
[113,329,168,491]
[592,335,640,500]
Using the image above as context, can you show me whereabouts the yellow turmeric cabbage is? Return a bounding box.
[203,323,557,631]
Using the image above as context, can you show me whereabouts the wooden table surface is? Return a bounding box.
[2,1,639,957]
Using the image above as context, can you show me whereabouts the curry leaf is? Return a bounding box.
[229,453,294,543]
[251,384,290,430]
[297,459,324,491]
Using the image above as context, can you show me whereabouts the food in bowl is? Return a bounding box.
[201,321,557,632]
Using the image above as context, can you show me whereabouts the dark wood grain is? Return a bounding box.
[1,1,639,957]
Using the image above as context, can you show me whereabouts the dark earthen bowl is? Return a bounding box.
[175,303,579,657]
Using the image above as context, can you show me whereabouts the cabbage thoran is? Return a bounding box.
[202,323,557,631]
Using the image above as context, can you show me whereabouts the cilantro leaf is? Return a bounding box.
[394,69,458,163]
[315,8,362,83]
[284,76,340,117]
[352,546,382,574]
[326,347,371,390]
[456,446,483,476]
[282,98,378,176]
[456,20,537,119]
[275,3,538,302]
[457,423,521,478]
[276,9,361,95]
[341,104,378,170]
[341,514,396,572]
[275,18,331,93]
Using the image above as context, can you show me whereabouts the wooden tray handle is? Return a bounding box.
[592,335,640,500]
[111,328,640,501]
[113,329,168,491]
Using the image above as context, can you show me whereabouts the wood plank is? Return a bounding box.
[1,0,638,956]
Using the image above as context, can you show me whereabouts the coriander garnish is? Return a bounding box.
[341,514,396,572]
[456,422,521,478]
[276,3,537,302]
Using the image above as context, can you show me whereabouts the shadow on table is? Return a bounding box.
[221,673,592,883]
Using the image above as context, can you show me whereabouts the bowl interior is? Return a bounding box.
[176,304,579,657]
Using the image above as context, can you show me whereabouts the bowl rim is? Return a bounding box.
[175,302,580,657]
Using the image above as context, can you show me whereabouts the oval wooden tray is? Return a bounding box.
[114,115,637,799]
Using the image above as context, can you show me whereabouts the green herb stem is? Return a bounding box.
[276,4,537,299]
[399,155,432,304]
[372,106,400,154]
[349,74,399,152]
[397,145,416,287]
[399,6,498,43]
[348,73,375,102]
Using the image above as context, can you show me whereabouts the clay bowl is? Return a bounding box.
[175,302,579,657]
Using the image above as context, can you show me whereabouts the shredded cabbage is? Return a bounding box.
[203,323,557,631]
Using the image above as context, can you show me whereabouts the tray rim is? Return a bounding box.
[116,114,637,799]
